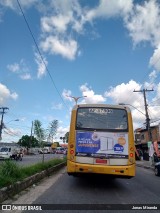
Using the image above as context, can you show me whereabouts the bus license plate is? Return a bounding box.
[96,159,107,164]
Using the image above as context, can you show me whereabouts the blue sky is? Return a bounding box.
[1,0,160,143]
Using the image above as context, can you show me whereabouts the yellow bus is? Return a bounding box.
[67,104,135,178]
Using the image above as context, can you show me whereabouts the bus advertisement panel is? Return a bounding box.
[76,131,128,159]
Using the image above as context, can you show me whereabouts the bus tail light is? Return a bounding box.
[130,153,134,157]
[70,150,74,155]
[70,144,74,148]
[130,147,134,151]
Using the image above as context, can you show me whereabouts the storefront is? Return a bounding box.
[135,143,149,161]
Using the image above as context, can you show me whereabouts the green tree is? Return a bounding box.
[47,120,58,143]
[65,132,69,143]
[18,135,39,148]
[60,132,69,143]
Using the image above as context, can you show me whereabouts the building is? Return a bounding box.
[135,124,160,160]
[0,142,19,147]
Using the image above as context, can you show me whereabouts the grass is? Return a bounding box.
[0,157,66,188]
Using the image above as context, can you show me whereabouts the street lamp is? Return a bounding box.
[6,119,20,124]
[67,95,87,105]
[119,103,146,117]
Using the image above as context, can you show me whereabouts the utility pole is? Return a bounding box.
[133,89,153,141]
[0,107,9,140]
[30,121,34,149]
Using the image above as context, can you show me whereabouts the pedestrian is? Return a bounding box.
[139,149,143,160]
[149,141,155,166]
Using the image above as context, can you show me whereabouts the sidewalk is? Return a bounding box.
[136,160,154,170]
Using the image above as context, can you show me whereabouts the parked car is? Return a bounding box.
[155,162,160,176]
[55,147,65,154]
[38,147,51,154]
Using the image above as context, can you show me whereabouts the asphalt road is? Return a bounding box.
[2,166,160,213]
[0,154,64,168]
[15,153,64,167]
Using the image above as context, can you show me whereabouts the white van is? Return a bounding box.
[55,147,65,154]
[0,146,19,159]
[38,147,51,154]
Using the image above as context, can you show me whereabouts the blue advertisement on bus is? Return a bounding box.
[76,131,128,158]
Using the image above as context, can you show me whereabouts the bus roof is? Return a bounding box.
[72,104,131,112]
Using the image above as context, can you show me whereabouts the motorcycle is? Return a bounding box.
[15,153,23,161]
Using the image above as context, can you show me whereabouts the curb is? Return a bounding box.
[136,164,151,169]
[136,163,154,170]
[0,162,66,203]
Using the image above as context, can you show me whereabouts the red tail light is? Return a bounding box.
[70,150,74,154]
[130,153,134,157]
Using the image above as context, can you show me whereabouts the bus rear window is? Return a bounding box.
[76,107,128,131]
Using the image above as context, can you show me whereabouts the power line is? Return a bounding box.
[16,0,69,111]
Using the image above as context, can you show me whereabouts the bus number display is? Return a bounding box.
[89,108,113,114]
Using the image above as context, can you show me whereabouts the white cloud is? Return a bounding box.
[0,83,18,105]
[105,80,142,105]
[80,83,106,104]
[48,0,84,33]
[0,0,38,10]
[104,80,148,128]
[39,0,84,60]
[125,0,160,47]
[41,14,72,34]
[149,45,160,71]
[62,89,72,101]
[62,84,105,104]
[57,126,69,138]
[11,92,18,100]
[34,52,48,79]
[63,81,155,129]
[7,60,32,80]
[7,63,20,73]
[40,36,78,60]
[151,82,160,104]
[20,73,32,80]
[85,0,133,21]
[149,70,157,81]
[39,0,133,60]
[143,69,157,89]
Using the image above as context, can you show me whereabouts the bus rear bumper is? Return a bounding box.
[67,160,135,178]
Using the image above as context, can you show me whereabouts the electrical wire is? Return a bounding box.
[3,127,20,137]
[16,0,70,112]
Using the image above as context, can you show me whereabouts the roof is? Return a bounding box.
[73,104,131,112]
[60,144,68,148]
